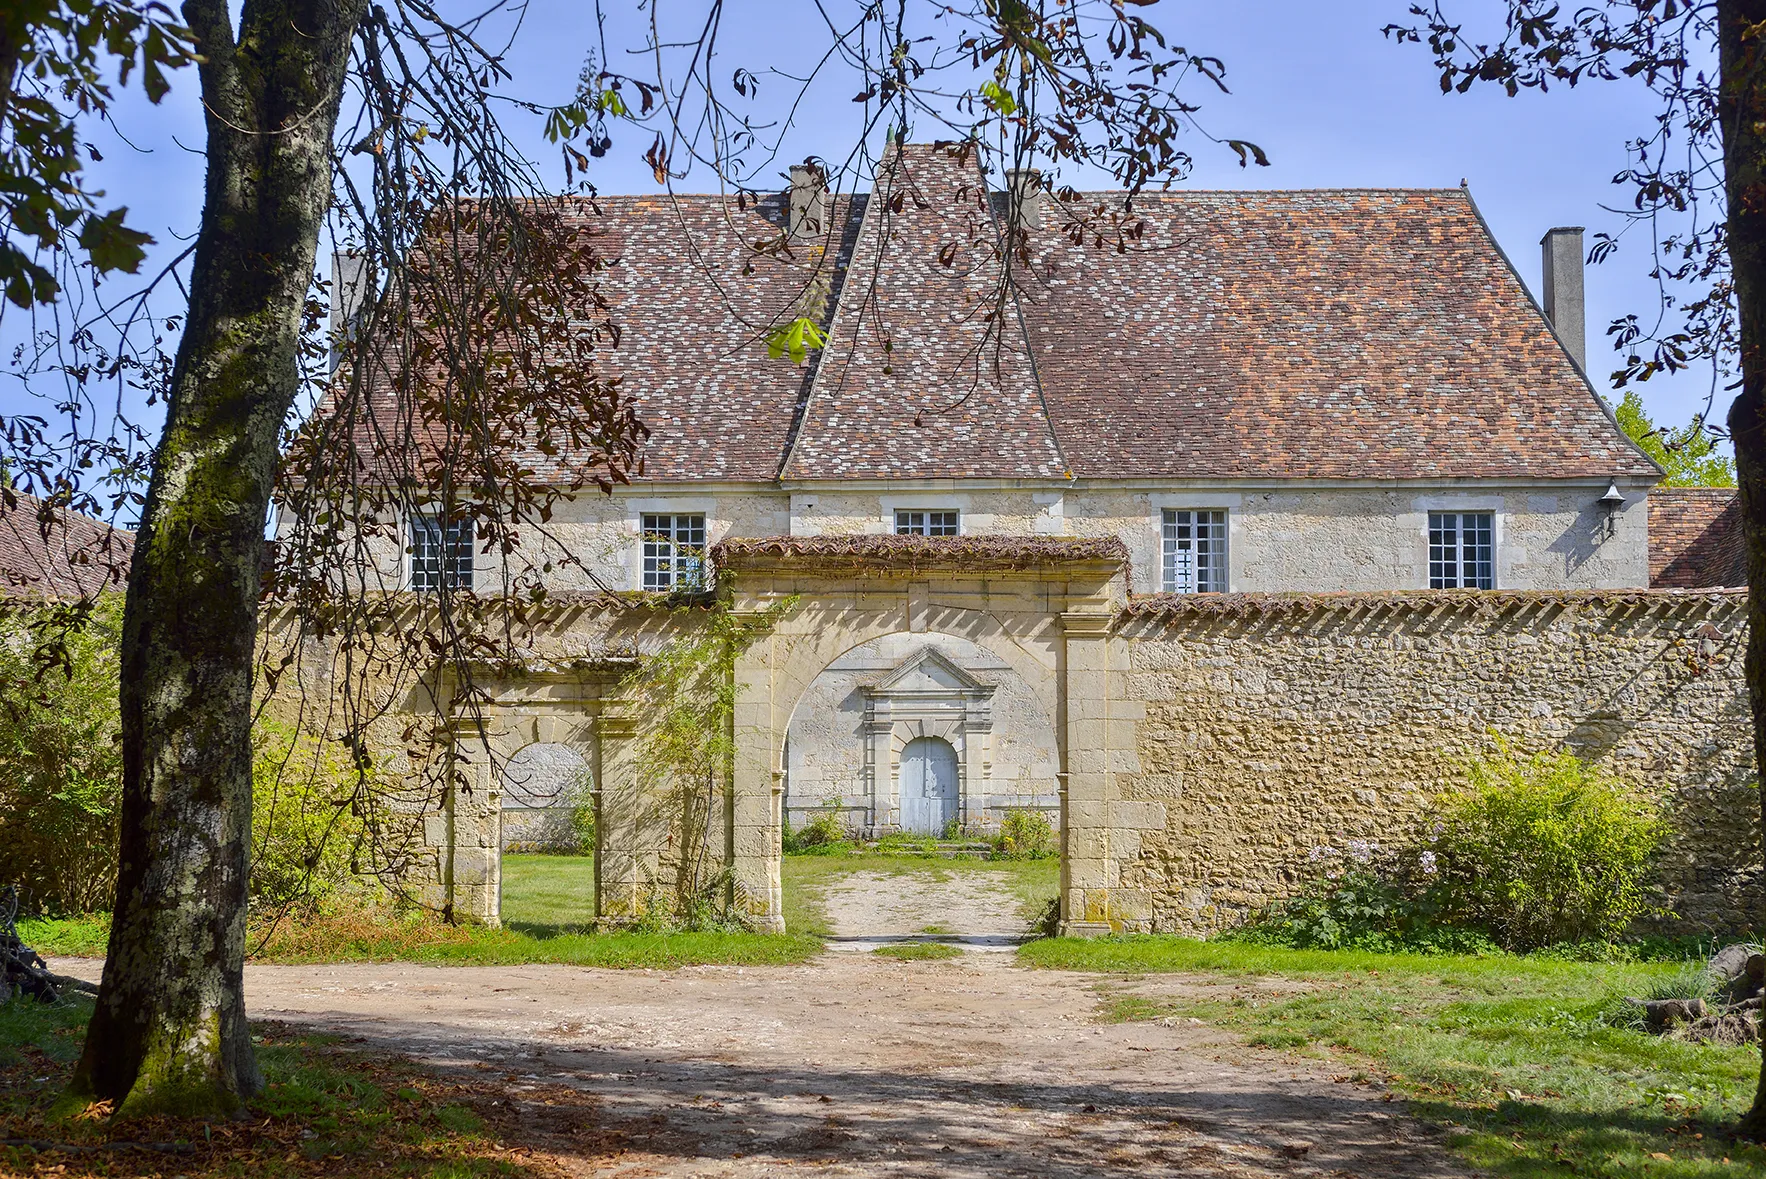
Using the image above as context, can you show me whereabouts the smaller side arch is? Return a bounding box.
[499,741,592,853]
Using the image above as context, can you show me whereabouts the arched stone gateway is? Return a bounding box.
[418,556,1754,937]
[720,534,1147,934]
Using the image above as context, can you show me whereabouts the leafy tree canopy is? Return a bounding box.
[1611,389,1736,487]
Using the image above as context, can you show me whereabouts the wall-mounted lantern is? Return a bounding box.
[1597,480,1626,540]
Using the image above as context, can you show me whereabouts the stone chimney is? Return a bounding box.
[787,163,830,240]
[329,250,370,370]
[1004,167,1043,230]
[1540,226,1586,372]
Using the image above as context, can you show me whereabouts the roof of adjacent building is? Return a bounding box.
[337,143,1659,485]
[1648,488,1746,588]
[0,493,132,598]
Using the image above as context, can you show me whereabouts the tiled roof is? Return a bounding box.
[588,193,861,481]
[328,147,1657,486]
[1020,188,1658,480]
[0,493,132,598]
[323,192,859,485]
[1649,488,1746,588]
[779,145,1067,480]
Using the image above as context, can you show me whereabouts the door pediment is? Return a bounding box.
[870,648,993,697]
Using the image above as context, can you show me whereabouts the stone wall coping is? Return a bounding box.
[713,533,1130,572]
[1119,586,1749,620]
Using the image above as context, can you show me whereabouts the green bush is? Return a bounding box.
[0,598,377,916]
[783,805,851,855]
[0,597,124,914]
[1231,743,1668,955]
[1433,743,1667,950]
[992,808,1057,861]
[1227,840,1498,955]
[250,717,372,915]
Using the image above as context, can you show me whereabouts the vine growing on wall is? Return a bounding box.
[616,591,796,924]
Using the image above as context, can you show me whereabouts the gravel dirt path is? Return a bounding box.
[42,867,1466,1177]
[819,868,1031,952]
[44,951,1471,1178]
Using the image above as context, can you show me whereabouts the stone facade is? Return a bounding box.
[784,631,1061,834]
[307,479,1654,598]
[288,553,1758,940]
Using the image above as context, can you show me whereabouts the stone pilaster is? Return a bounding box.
[442,716,502,925]
[1058,609,1156,935]
[730,611,785,931]
[592,705,646,923]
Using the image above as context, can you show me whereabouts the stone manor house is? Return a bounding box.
[310,143,1758,935]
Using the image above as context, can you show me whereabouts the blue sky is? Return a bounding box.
[13,0,1726,468]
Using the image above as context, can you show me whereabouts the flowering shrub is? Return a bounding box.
[1232,743,1667,955]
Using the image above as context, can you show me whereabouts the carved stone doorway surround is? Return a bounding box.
[861,648,995,834]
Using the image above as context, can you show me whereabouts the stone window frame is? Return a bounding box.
[1148,493,1241,594]
[625,504,714,592]
[1411,494,1505,590]
[894,508,960,536]
[1160,508,1229,594]
[1428,510,1495,589]
[877,493,972,536]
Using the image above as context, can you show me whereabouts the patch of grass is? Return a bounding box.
[1028,935,1766,1178]
[39,856,819,970]
[0,998,614,1176]
[251,909,822,968]
[17,914,109,958]
[872,942,964,961]
[498,852,596,936]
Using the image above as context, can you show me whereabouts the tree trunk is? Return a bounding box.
[65,0,364,1117]
[1720,0,1766,1141]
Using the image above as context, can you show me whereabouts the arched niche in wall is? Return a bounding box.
[499,741,590,852]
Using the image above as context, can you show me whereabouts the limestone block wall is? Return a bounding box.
[784,630,1060,833]
[1114,590,1760,936]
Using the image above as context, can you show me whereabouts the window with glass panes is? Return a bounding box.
[894,509,959,536]
[641,513,706,591]
[1162,510,1228,593]
[409,514,473,592]
[1428,511,1495,589]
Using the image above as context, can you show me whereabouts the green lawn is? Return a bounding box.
[498,851,597,935]
[1024,935,1766,1179]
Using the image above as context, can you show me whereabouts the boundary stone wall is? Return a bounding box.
[1114,590,1761,936]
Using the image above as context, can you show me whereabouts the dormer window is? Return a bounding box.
[895,509,959,536]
